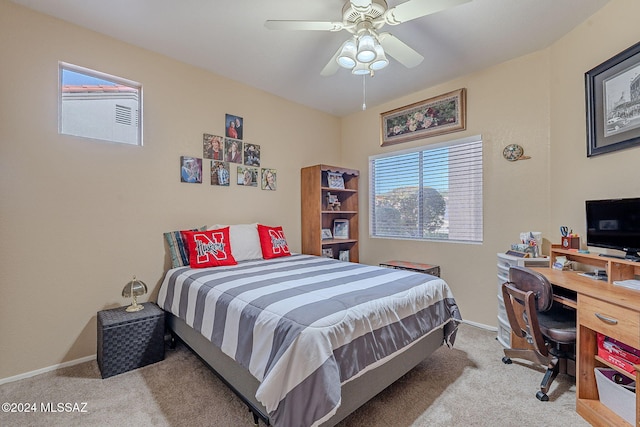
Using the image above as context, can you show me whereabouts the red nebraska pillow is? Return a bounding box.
[181,228,237,268]
[257,224,291,259]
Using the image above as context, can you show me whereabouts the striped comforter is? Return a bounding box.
[157,254,461,427]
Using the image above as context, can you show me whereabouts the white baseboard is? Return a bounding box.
[0,321,495,385]
[0,354,96,385]
[461,319,498,332]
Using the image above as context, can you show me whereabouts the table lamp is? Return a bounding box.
[122,276,147,312]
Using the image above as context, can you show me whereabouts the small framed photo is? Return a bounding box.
[322,248,334,258]
[244,143,260,166]
[225,113,243,140]
[180,156,202,183]
[237,166,258,187]
[333,219,349,239]
[327,172,345,189]
[225,138,243,163]
[261,168,277,190]
[339,250,350,262]
[321,228,333,240]
[211,161,230,186]
[203,134,225,160]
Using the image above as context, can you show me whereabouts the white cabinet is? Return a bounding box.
[496,253,549,348]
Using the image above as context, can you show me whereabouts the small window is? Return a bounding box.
[369,135,483,243]
[59,62,142,146]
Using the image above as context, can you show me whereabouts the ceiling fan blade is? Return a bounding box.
[379,33,424,68]
[265,20,345,31]
[320,46,342,77]
[381,0,471,25]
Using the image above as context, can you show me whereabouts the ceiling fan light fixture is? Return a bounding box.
[351,62,371,76]
[356,34,376,63]
[370,44,388,71]
[337,39,357,69]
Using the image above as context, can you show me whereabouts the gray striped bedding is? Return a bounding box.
[157,254,461,427]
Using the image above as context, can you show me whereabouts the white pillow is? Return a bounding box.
[208,223,263,261]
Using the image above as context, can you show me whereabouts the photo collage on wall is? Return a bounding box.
[180,113,277,190]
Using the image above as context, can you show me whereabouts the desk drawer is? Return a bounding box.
[579,294,640,348]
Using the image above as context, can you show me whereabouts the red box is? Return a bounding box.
[597,333,640,374]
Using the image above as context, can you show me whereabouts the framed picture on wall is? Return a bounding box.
[380,88,466,146]
[180,156,202,183]
[586,41,640,157]
[237,166,258,187]
[225,114,243,140]
[203,134,225,160]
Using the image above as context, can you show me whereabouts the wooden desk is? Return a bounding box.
[529,248,640,427]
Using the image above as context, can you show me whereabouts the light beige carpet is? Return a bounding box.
[0,324,588,426]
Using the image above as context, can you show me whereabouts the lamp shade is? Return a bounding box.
[122,276,147,312]
[337,39,357,69]
[370,44,389,71]
[356,34,376,63]
[351,62,370,76]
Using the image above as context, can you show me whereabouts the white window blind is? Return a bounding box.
[369,135,483,243]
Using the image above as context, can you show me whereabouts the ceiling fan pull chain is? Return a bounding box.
[362,75,367,111]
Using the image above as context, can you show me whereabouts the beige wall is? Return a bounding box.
[2,0,640,381]
[549,1,640,238]
[341,0,640,327]
[0,0,341,379]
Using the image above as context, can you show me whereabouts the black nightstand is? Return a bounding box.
[97,302,165,379]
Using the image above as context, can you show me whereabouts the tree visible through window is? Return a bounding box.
[59,62,142,145]
[369,136,483,243]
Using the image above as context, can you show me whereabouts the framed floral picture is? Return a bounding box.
[380,88,466,146]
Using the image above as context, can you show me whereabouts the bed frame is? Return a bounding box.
[167,313,447,426]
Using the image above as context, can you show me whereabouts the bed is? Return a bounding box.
[158,224,462,427]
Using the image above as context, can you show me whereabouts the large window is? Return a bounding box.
[59,62,142,145]
[369,135,483,243]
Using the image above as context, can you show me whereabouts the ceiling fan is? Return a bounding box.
[265,0,471,76]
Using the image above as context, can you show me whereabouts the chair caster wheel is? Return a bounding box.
[502,356,512,364]
[536,391,549,401]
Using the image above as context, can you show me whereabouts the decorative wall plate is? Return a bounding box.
[503,144,524,161]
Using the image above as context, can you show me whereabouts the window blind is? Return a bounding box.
[369,135,483,243]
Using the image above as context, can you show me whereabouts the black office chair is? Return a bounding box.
[501,266,576,401]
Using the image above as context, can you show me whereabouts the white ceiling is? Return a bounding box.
[12,0,609,117]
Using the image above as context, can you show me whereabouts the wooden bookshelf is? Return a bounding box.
[301,164,359,263]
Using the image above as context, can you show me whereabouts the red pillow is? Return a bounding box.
[181,228,237,268]
[257,224,291,259]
